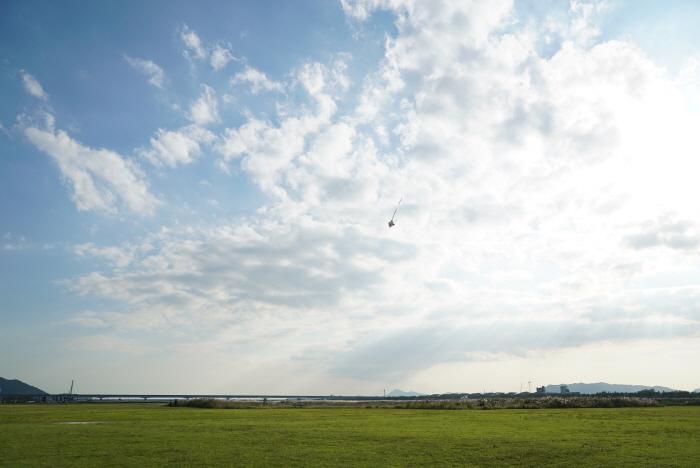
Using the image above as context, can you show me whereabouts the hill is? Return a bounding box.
[545,382,679,394]
[0,377,48,395]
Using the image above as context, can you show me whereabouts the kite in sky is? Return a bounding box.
[388,198,402,228]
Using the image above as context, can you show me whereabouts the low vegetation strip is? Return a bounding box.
[459,395,664,409]
[181,395,664,410]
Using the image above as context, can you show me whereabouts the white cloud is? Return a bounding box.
[42,1,700,393]
[625,215,700,251]
[214,0,700,379]
[181,25,207,60]
[142,125,216,167]
[211,44,235,70]
[25,126,160,215]
[2,232,28,250]
[69,311,110,328]
[217,60,354,197]
[20,70,48,100]
[339,0,394,21]
[68,220,415,331]
[328,317,700,381]
[181,25,235,71]
[124,55,166,88]
[231,66,284,94]
[74,242,154,268]
[568,0,611,46]
[187,85,219,125]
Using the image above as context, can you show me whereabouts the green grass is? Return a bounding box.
[1,403,699,467]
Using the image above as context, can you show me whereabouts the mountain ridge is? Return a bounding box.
[0,377,48,395]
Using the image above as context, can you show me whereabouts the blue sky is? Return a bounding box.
[2,0,700,395]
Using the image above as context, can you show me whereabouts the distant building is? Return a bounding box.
[560,385,570,393]
[536,386,546,393]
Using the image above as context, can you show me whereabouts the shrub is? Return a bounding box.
[179,398,268,409]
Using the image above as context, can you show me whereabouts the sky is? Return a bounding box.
[2,0,700,396]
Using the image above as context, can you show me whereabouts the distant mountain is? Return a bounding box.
[694,389,700,393]
[0,377,48,395]
[545,382,679,394]
[387,389,425,397]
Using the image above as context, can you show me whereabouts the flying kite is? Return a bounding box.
[388,198,402,228]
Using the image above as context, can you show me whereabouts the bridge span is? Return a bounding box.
[23,394,390,402]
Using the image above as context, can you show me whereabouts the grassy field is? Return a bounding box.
[1,403,699,467]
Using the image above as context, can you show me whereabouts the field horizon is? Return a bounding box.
[4,375,700,399]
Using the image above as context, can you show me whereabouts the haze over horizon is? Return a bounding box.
[3,0,700,395]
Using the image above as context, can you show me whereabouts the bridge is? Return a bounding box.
[15,394,391,402]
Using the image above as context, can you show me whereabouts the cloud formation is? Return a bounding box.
[21,70,48,100]
[188,85,219,125]
[69,220,416,328]
[181,25,207,60]
[211,44,235,71]
[125,56,166,88]
[25,125,160,215]
[625,215,700,251]
[65,2,700,378]
[9,0,700,394]
[142,125,216,167]
[181,25,235,71]
[231,66,284,94]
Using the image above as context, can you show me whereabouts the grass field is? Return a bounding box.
[1,403,699,467]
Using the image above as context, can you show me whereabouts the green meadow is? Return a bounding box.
[1,403,698,467]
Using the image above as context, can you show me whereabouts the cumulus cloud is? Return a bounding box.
[74,241,154,268]
[217,114,309,195]
[142,125,216,167]
[231,66,284,94]
[211,44,235,70]
[68,221,416,331]
[51,1,700,391]
[124,55,166,88]
[625,215,700,251]
[212,0,700,364]
[339,0,391,21]
[21,70,48,100]
[181,25,235,71]
[25,126,160,215]
[217,59,355,197]
[568,0,611,46]
[187,85,219,125]
[181,25,207,60]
